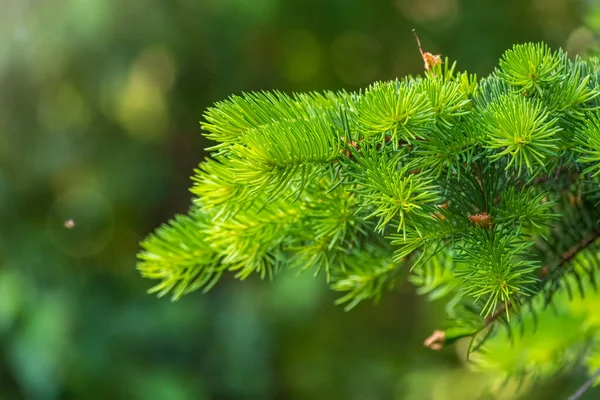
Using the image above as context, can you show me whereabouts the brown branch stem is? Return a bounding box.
[567,367,600,400]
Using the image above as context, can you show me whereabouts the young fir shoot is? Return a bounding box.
[138,39,600,386]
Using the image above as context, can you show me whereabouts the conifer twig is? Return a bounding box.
[484,227,600,328]
[425,227,600,349]
[142,41,600,383]
[567,367,600,400]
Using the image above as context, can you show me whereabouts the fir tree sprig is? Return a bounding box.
[575,111,600,177]
[138,40,600,385]
[482,94,561,174]
[454,227,539,319]
[498,42,563,95]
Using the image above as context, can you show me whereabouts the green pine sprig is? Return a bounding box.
[138,42,600,378]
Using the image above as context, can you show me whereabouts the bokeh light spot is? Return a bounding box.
[396,0,460,26]
[116,46,178,142]
[279,30,322,82]
[135,46,178,93]
[38,82,91,133]
[13,26,28,42]
[566,26,596,55]
[26,39,67,85]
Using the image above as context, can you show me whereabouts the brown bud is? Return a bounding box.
[424,330,446,351]
[469,212,491,229]
[423,52,442,71]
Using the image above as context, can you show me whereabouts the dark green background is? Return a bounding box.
[1,0,598,398]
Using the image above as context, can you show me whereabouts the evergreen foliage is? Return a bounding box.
[138,42,600,386]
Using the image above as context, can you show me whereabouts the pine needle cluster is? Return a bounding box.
[138,41,600,384]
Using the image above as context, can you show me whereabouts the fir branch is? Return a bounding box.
[330,243,398,311]
[140,41,600,382]
[455,227,539,319]
[424,226,600,350]
[137,210,223,300]
[356,80,434,147]
[348,147,440,237]
[228,111,342,200]
[575,111,600,177]
[201,91,342,148]
[484,227,600,328]
[482,94,561,174]
[498,43,563,95]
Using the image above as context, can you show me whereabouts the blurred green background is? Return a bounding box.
[1,0,600,399]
